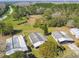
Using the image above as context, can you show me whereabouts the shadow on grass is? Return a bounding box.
[24,46,36,58]
[23,36,32,52]
[2,29,22,36]
[27,46,32,52]
[12,30,22,35]
[45,32,51,36]
[24,52,36,58]
[28,54,36,58]
[17,21,27,25]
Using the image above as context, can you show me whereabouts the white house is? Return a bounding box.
[52,31,73,44]
[6,35,28,55]
[29,32,47,48]
[70,28,79,39]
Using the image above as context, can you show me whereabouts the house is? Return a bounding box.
[52,31,73,44]
[29,32,47,48]
[70,28,79,39]
[6,35,28,55]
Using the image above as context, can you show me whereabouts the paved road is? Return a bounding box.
[9,6,13,15]
[67,43,79,55]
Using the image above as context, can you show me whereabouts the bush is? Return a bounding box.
[0,21,14,35]
[39,41,65,58]
[48,19,67,27]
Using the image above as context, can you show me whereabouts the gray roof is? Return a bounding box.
[52,32,64,39]
[6,35,28,55]
[6,39,13,51]
[70,28,79,35]
[29,32,46,44]
[52,31,73,43]
[12,36,20,48]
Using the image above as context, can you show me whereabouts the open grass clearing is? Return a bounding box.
[2,14,79,58]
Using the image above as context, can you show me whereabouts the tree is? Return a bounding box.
[0,22,14,35]
[39,41,65,58]
[43,8,52,20]
[48,19,57,27]
[74,17,79,28]
[0,21,5,34]
[0,4,9,16]
[36,7,45,14]
[41,24,48,35]
[66,20,75,28]
[13,6,27,20]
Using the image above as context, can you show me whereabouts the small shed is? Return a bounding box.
[29,32,47,48]
[6,35,28,55]
[70,28,79,39]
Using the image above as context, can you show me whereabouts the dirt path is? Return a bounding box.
[0,35,10,57]
[27,15,42,25]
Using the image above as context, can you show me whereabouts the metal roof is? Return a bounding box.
[6,35,28,55]
[52,31,73,43]
[70,28,79,35]
[6,38,13,51]
[12,36,20,48]
[29,32,46,47]
[52,32,63,39]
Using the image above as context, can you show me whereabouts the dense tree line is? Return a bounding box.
[0,4,9,17]
[74,17,79,28]
[33,3,79,28]
[12,6,27,20]
[12,5,45,20]
[4,3,79,36]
